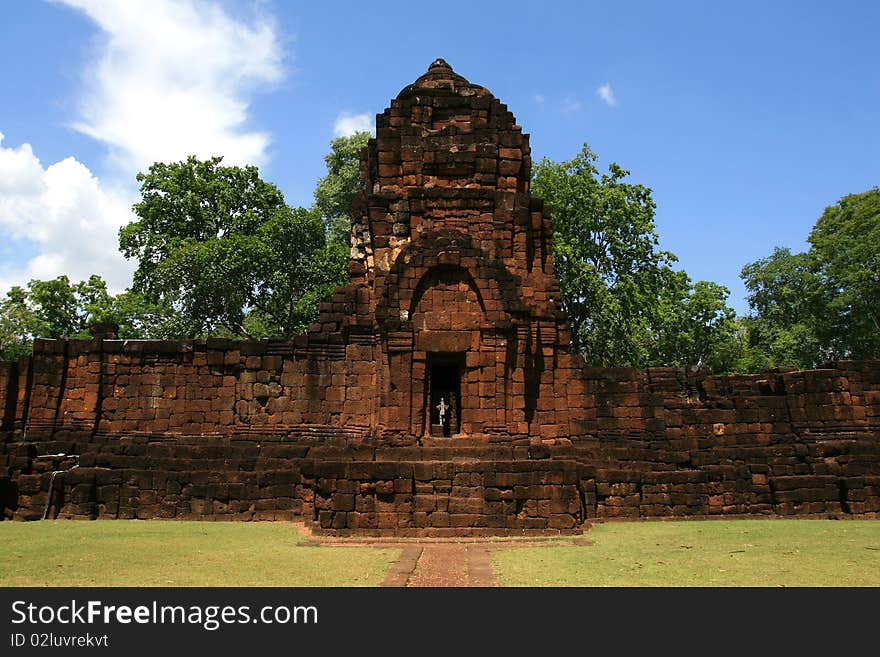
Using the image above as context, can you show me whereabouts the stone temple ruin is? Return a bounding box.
[1,60,878,534]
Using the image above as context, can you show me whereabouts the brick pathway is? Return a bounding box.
[298,523,587,588]
[381,547,423,587]
[385,544,498,587]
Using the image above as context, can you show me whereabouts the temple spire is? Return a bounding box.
[428,57,452,71]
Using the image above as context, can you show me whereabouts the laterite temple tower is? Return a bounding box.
[314,57,575,441]
[1,60,878,533]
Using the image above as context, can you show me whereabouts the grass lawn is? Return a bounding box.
[0,521,399,587]
[493,519,880,587]
[4,518,879,587]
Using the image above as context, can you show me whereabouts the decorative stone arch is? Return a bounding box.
[409,264,485,320]
[375,229,528,333]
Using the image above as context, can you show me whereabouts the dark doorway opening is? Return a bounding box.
[427,354,463,437]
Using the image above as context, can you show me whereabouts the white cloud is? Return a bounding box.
[0,1,285,295]
[597,83,617,107]
[60,0,283,172]
[533,94,545,105]
[333,112,374,138]
[561,97,583,115]
[0,133,135,291]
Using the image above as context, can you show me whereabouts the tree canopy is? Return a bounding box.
[0,275,167,360]
[808,187,880,359]
[650,272,740,373]
[532,144,738,369]
[314,131,371,247]
[315,132,371,246]
[738,247,825,370]
[739,187,880,368]
[119,155,346,338]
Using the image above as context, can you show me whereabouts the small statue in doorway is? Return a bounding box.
[436,396,449,428]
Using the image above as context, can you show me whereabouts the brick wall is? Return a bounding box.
[13,337,379,442]
[2,337,878,529]
[0,361,14,431]
[571,363,880,519]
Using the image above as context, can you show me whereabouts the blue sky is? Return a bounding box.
[0,1,877,313]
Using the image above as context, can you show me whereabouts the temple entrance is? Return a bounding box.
[426,354,463,437]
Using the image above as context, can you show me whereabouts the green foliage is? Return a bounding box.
[0,275,168,359]
[738,247,824,369]
[120,155,285,337]
[244,206,349,338]
[808,187,880,359]
[314,131,371,247]
[532,145,670,364]
[120,155,345,338]
[100,289,176,340]
[651,272,740,372]
[739,187,880,369]
[0,286,38,360]
[121,156,287,297]
[533,144,738,370]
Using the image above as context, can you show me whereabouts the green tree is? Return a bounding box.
[120,155,286,336]
[808,187,880,359]
[533,143,739,370]
[533,144,675,365]
[651,271,740,371]
[243,205,348,338]
[0,275,168,359]
[314,131,372,247]
[739,188,880,369]
[120,155,346,339]
[22,276,83,339]
[0,285,39,360]
[739,247,824,370]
